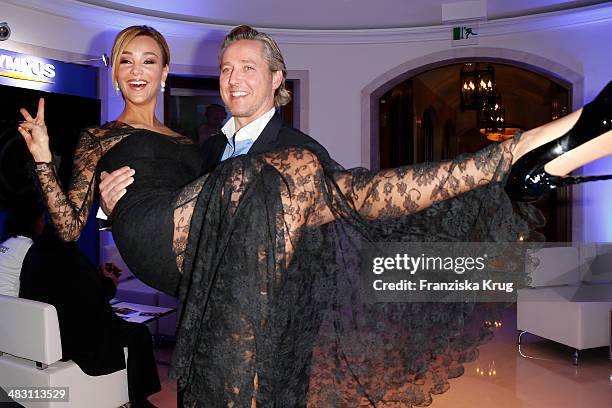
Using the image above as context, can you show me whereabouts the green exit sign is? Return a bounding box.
[453,26,478,40]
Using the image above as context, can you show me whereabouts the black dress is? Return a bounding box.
[32,122,540,407]
[99,130,202,295]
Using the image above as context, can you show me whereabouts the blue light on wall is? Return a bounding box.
[0,49,97,99]
[583,158,612,242]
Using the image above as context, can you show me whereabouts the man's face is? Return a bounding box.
[219,40,282,130]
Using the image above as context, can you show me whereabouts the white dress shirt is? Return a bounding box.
[220,107,276,161]
[0,235,34,296]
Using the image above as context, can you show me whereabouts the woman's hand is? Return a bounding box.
[18,98,52,162]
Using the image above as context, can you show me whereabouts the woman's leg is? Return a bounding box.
[172,177,208,274]
[171,141,514,266]
[512,80,612,178]
[330,137,516,221]
[513,107,612,175]
[330,99,612,221]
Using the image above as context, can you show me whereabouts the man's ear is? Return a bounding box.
[271,70,283,91]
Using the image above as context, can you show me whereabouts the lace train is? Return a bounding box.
[170,137,543,407]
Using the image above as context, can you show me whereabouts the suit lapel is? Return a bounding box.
[247,112,283,155]
[209,131,229,162]
[207,111,283,163]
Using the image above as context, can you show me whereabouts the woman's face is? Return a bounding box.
[116,35,168,106]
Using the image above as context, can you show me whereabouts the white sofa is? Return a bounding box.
[0,294,129,408]
[517,245,612,364]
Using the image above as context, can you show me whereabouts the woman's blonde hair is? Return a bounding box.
[219,25,291,107]
[111,25,170,86]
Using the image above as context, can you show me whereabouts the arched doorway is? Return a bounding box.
[368,56,576,242]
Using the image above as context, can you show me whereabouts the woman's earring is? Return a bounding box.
[160,81,166,93]
[114,82,120,94]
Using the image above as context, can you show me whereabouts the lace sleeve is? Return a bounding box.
[334,137,517,220]
[30,129,102,241]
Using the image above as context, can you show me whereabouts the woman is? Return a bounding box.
[18,25,612,407]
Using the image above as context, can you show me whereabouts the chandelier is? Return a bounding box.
[460,63,495,111]
[460,63,514,141]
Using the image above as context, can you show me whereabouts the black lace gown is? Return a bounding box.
[31,122,540,407]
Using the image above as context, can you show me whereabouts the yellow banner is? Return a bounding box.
[0,71,54,84]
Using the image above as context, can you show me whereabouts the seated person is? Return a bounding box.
[19,224,161,408]
[0,207,45,297]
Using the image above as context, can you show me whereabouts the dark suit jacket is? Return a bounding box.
[200,112,332,171]
[19,228,126,376]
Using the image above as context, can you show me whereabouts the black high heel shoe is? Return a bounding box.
[505,81,612,202]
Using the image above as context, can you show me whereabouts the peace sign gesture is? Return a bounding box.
[18,98,52,162]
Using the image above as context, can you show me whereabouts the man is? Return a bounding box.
[19,225,161,408]
[97,24,332,407]
[99,25,331,212]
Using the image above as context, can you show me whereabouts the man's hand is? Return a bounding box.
[99,166,135,216]
[99,262,122,287]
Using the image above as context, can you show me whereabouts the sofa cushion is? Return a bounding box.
[581,243,612,284]
[528,247,580,287]
[0,294,62,365]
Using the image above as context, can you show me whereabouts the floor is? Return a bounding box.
[149,344,177,408]
[148,306,612,408]
[431,306,611,408]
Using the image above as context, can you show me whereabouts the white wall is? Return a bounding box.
[2,1,611,241]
